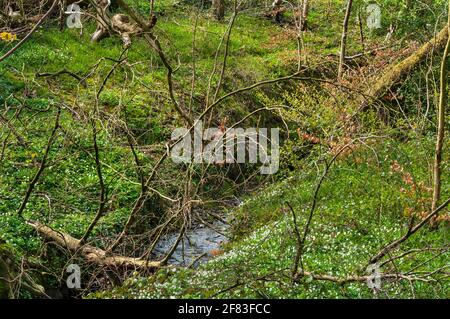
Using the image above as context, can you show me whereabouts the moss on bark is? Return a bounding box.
[360,25,449,109]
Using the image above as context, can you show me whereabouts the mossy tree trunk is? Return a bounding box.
[359,25,449,109]
[432,0,450,220]
[338,0,353,79]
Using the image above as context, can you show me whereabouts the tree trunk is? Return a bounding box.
[358,9,365,52]
[212,0,225,21]
[300,0,309,31]
[359,25,449,109]
[432,0,450,221]
[338,0,353,79]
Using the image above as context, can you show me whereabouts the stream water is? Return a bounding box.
[153,220,228,267]
[153,198,241,267]
[45,199,241,298]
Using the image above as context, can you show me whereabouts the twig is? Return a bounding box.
[292,142,354,278]
[0,113,27,147]
[79,118,108,245]
[17,107,61,218]
[36,69,88,88]
[0,0,58,63]
[370,197,450,264]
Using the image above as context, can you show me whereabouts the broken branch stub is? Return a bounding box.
[90,0,147,48]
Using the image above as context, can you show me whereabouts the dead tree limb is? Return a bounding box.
[359,25,449,109]
[26,220,161,269]
[36,69,88,88]
[370,197,450,264]
[17,107,61,219]
[115,0,192,125]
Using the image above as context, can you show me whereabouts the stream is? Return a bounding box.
[152,198,241,267]
[45,199,241,298]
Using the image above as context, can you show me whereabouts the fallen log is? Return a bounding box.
[27,220,161,270]
[359,25,449,109]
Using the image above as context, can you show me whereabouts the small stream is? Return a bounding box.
[153,220,228,267]
[45,199,241,298]
[153,198,241,267]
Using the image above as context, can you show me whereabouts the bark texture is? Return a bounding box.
[432,2,450,218]
[360,25,449,109]
[27,220,161,270]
